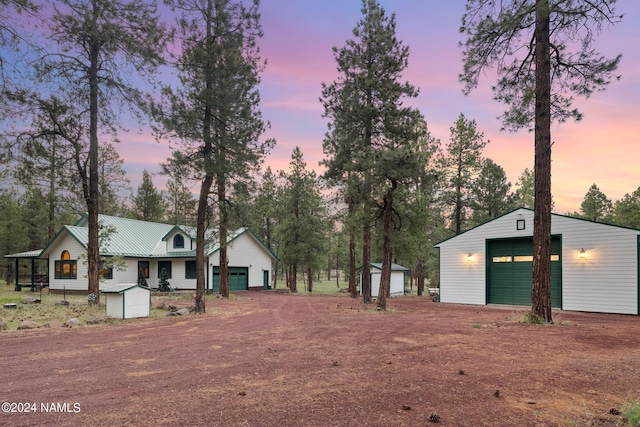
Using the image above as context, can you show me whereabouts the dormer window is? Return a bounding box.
[173,234,185,249]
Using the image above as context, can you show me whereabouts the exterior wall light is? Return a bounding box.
[578,248,587,260]
[465,253,473,263]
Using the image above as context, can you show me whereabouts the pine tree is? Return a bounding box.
[35,0,167,304]
[321,0,421,303]
[132,170,164,222]
[574,184,612,223]
[154,0,272,310]
[460,0,622,323]
[438,113,488,235]
[275,147,328,293]
[470,159,516,226]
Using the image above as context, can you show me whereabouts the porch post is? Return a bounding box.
[14,258,19,291]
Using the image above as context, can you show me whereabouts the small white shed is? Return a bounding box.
[360,263,409,297]
[101,284,151,319]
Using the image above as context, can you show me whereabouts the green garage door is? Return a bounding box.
[487,237,561,307]
[212,267,248,292]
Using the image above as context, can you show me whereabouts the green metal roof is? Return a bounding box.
[101,283,150,294]
[63,215,176,257]
[357,263,410,271]
[3,249,44,259]
[37,214,276,261]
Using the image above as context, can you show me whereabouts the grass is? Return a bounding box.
[0,277,424,331]
[622,400,640,427]
[0,283,190,330]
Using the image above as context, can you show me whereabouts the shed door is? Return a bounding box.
[487,237,561,307]
[212,267,248,292]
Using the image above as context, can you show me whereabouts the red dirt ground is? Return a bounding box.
[2,291,639,426]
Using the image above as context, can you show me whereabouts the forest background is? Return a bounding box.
[1,0,639,291]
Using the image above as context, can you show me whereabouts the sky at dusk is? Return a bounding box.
[113,0,640,215]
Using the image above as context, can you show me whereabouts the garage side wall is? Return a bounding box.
[209,233,273,289]
[437,210,540,305]
[555,216,638,315]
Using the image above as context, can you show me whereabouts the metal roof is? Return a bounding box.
[101,283,150,294]
[370,263,410,271]
[33,214,277,261]
[3,249,44,258]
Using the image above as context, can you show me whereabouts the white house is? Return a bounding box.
[434,208,640,315]
[360,263,409,297]
[31,214,278,293]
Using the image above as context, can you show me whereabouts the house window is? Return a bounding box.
[173,234,185,249]
[158,261,172,278]
[99,261,113,280]
[185,260,196,279]
[55,250,77,279]
[138,261,150,278]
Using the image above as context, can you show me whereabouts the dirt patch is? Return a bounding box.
[2,292,639,426]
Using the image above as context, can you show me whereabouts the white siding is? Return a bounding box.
[436,209,639,315]
[209,232,272,289]
[122,287,150,318]
[553,215,638,315]
[147,259,197,290]
[45,233,89,292]
[104,287,150,319]
[104,294,124,318]
[363,270,405,297]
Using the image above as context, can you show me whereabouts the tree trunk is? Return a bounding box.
[307,266,312,292]
[455,154,463,235]
[348,203,358,298]
[273,261,278,289]
[195,176,212,312]
[378,181,396,311]
[416,261,425,296]
[362,220,371,303]
[531,0,553,323]
[289,263,298,293]
[218,169,229,299]
[86,39,100,304]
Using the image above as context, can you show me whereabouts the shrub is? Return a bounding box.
[137,270,148,288]
[523,311,545,324]
[158,268,171,292]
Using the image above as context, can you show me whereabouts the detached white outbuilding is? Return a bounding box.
[101,284,151,319]
[435,208,640,315]
[360,263,409,297]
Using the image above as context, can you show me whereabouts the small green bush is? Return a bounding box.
[523,311,545,324]
[158,268,171,292]
[622,400,640,427]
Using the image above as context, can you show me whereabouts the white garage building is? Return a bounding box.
[434,208,639,315]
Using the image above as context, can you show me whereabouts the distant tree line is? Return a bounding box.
[0,0,623,317]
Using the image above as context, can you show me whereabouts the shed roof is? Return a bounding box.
[101,284,150,294]
[360,263,410,272]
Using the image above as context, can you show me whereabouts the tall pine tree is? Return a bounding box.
[321,0,421,303]
[460,0,622,322]
[155,0,272,310]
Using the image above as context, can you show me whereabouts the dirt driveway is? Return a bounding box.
[2,292,639,426]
